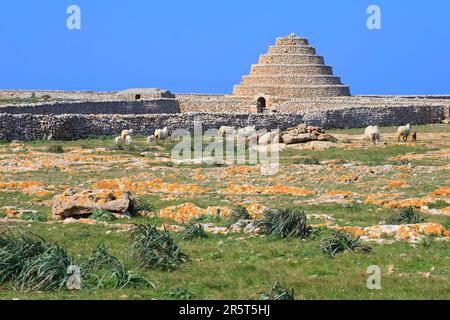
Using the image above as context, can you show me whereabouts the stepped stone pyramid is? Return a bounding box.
[233,33,350,111]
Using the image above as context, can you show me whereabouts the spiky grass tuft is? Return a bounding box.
[130,225,189,271]
[259,282,295,300]
[255,209,312,239]
[82,244,154,289]
[386,207,425,225]
[178,223,208,241]
[321,232,371,257]
[12,245,72,292]
[228,205,251,224]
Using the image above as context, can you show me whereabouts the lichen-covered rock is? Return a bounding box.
[51,189,134,220]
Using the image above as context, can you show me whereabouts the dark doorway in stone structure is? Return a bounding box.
[135,94,141,100]
[256,97,266,113]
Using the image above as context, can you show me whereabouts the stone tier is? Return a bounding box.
[268,45,317,55]
[259,54,324,65]
[240,75,343,86]
[276,37,309,46]
[250,64,334,76]
[233,84,351,98]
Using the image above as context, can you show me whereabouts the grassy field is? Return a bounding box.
[0,124,449,300]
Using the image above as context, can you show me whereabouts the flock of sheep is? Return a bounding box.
[364,124,417,145]
[114,124,417,146]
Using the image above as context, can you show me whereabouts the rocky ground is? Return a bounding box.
[0,124,448,300]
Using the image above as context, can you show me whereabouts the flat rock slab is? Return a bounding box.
[52,189,134,220]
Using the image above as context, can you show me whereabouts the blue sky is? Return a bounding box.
[0,1,449,94]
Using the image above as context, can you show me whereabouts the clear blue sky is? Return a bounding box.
[0,0,449,95]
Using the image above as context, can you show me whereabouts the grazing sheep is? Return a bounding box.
[125,135,133,145]
[397,124,412,142]
[114,136,122,146]
[258,131,281,145]
[146,135,155,145]
[155,127,169,140]
[364,125,381,145]
[121,129,133,140]
[412,132,417,142]
[218,126,235,137]
[237,126,257,137]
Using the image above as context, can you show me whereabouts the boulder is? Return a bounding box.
[282,133,312,145]
[317,134,337,142]
[51,189,134,220]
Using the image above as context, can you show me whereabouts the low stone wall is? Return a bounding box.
[0,104,445,141]
[0,99,180,115]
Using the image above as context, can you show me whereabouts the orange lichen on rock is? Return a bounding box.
[433,187,450,197]
[386,180,408,189]
[246,203,269,220]
[326,190,355,197]
[219,184,314,196]
[334,223,449,243]
[225,166,259,176]
[92,178,209,195]
[0,180,50,196]
[336,173,359,183]
[158,203,232,223]
[366,194,430,208]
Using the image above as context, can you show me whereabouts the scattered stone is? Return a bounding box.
[51,189,135,220]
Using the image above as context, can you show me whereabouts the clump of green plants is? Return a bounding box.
[133,198,155,216]
[166,286,193,300]
[191,214,222,224]
[255,209,312,239]
[130,225,189,271]
[293,157,321,165]
[228,205,251,224]
[12,245,72,292]
[428,200,449,210]
[178,223,207,241]
[442,220,450,232]
[82,244,154,289]
[386,207,426,225]
[259,282,295,300]
[0,232,48,285]
[21,211,48,222]
[90,209,117,222]
[47,145,64,153]
[321,232,371,257]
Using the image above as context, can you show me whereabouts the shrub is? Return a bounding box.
[130,225,189,271]
[47,145,64,153]
[82,244,154,289]
[321,232,371,257]
[255,209,312,239]
[178,223,207,241]
[259,282,295,300]
[133,198,155,215]
[90,209,117,222]
[386,207,425,225]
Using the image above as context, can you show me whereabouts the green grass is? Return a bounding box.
[0,124,448,299]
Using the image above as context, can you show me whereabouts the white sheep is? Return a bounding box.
[364,125,381,145]
[114,136,122,146]
[155,127,169,140]
[237,126,257,138]
[218,126,235,137]
[258,131,281,145]
[121,129,133,140]
[146,135,155,145]
[125,135,133,145]
[397,124,411,142]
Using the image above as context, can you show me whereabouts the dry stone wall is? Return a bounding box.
[0,105,445,141]
[0,100,180,115]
